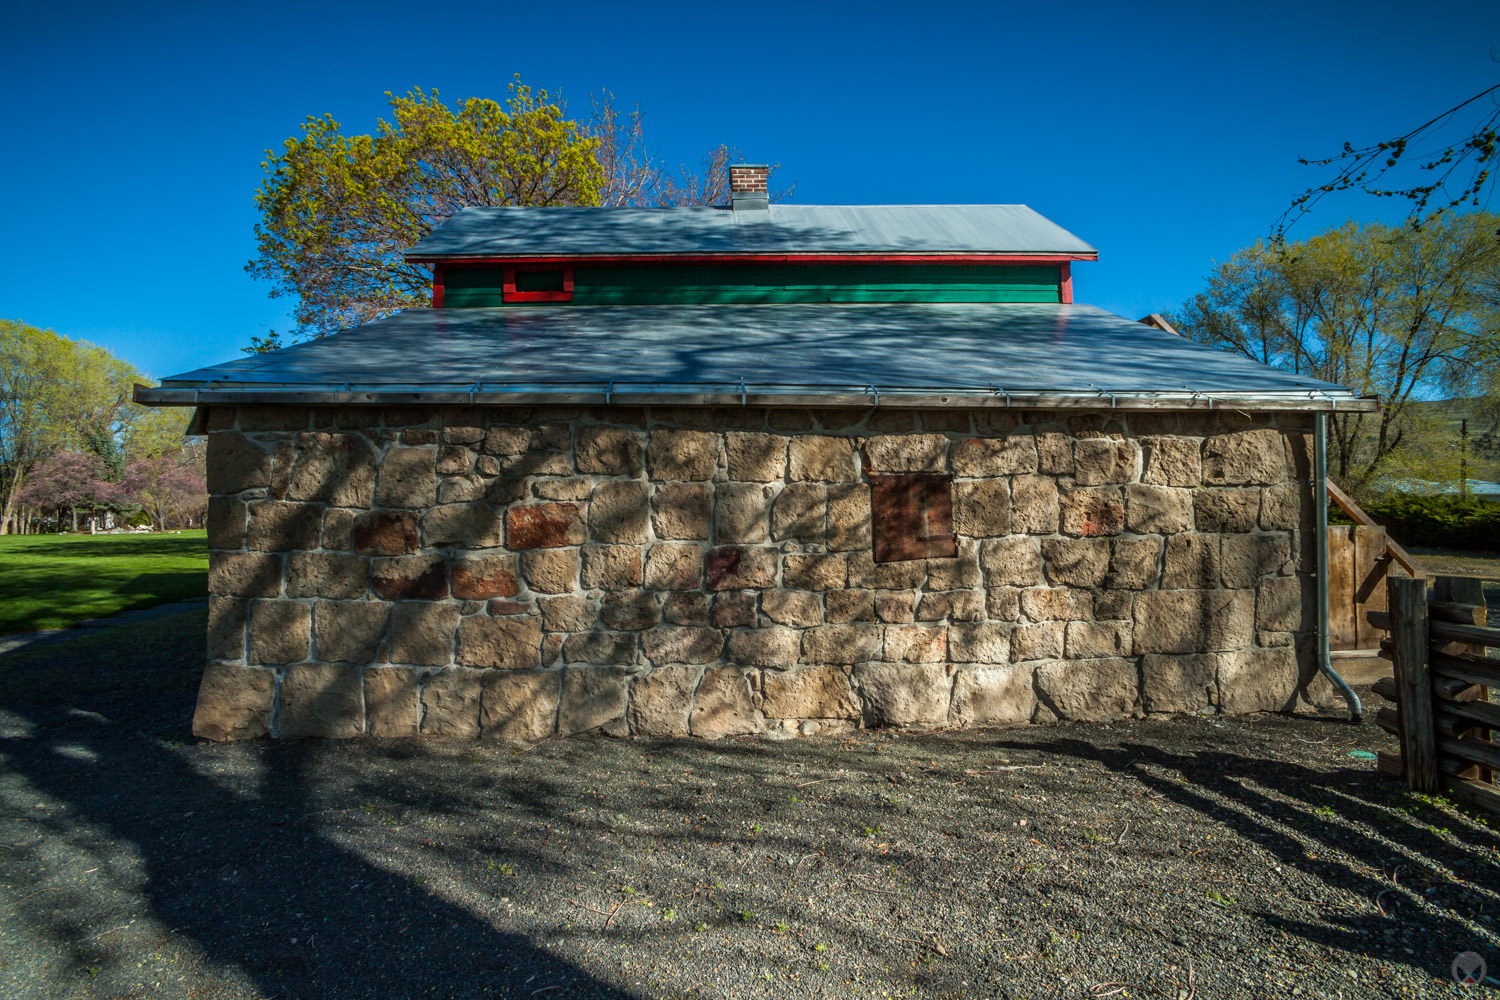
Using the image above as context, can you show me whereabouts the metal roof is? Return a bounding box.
[404,205,1098,260]
[141,303,1374,412]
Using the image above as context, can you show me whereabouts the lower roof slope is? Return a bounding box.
[141,303,1374,412]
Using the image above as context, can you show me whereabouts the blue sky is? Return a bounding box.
[2,0,1497,382]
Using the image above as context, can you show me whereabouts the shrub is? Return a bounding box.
[1353,495,1500,552]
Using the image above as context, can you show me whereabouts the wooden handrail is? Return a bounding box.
[1326,479,1425,578]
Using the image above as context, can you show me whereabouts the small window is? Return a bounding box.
[503,265,574,303]
[870,473,957,562]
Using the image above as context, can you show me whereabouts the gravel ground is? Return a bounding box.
[0,611,1497,999]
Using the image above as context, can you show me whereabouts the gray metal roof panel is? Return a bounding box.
[156,303,1365,408]
[404,204,1098,259]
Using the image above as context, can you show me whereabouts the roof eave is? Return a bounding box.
[402,251,1101,264]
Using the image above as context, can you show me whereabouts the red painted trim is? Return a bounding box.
[502,264,575,303]
[1059,262,1073,304]
[431,263,445,308]
[408,252,1097,266]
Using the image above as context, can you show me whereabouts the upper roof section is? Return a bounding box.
[405,204,1099,261]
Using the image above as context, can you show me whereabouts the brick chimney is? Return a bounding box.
[729,164,769,212]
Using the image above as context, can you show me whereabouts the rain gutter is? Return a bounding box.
[1315,412,1363,720]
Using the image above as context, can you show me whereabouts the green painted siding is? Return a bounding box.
[440,262,1061,306]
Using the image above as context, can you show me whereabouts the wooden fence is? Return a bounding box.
[1326,480,1422,655]
[1372,575,1500,817]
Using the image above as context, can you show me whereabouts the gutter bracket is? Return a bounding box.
[605,380,614,406]
[868,383,879,408]
[739,379,747,407]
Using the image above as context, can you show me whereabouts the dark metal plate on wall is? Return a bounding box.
[870,473,957,563]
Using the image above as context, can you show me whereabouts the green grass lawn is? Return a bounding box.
[0,531,208,635]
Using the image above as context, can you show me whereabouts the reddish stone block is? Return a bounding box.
[451,554,521,600]
[488,599,533,616]
[370,555,449,600]
[352,511,419,555]
[705,546,777,591]
[506,503,585,549]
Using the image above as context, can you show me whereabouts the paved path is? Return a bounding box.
[0,598,208,657]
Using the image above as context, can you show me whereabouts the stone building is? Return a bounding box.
[138,166,1375,741]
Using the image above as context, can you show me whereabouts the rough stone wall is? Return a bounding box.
[194,404,1320,741]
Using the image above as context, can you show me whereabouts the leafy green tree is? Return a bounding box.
[1171,212,1500,490]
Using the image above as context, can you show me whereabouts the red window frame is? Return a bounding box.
[503,264,574,303]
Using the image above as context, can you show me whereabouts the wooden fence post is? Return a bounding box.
[1390,576,1438,793]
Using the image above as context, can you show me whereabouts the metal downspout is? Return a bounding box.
[1315,413,1362,720]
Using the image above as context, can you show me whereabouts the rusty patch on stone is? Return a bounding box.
[871,474,957,563]
[487,599,533,615]
[352,511,419,555]
[452,563,521,600]
[505,503,585,549]
[371,557,449,601]
[1076,498,1125,537]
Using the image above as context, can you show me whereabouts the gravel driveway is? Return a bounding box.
[0,610,1495,999]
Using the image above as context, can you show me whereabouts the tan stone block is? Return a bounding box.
[638,542,699,591]
[1125,485,1193,534]
[704,546,778,590]
[854,661,951,726]
[1202,429,1286,485]
[761,590,822,627]
[1221,533,1292,587]
[562,630,638,665]
[825,589,875,623]
[1255,576,1309,632]
[436,445,472,476]
[725,432,787,482]
[1140,653,1218,714]
[1041,537,1109,587]
[1218,645,1298,714]
[788,435,858,482]
[784,552,847,590]
[315,601,388,663]
[884,624,948,662]
[320,508,354,552]
[979,536,1042,586]
[726,627,802,668]
[1072,438,1138,485]
[206,496,247,550]
[1258,482,1311,531]
[952,435,1038,476]
[531,478,591,502]
[1194,488,1261,532]
[286,552,369,599]
[388,602,460,666]
[662,591,711,626]
[192,663,274,741]
[642,626,722,665]
[437,474,485,504]
[246,600,311,665]
[863,434,948,472]
[422,503,505,548]
[371,555,449,601]
[575,425,642,475]
[535,595,587,633]
[771,483,827,542]
[440,425,481,445]
[652,483,711,540]
[847,550,927,590]
[418,667,482,737]
[1105,536,1162,589]
[1036,431,1073,474]
[580,545,642,590]
[689,667,762,738]
[481,426,530,456]
[279,663,364,738]
[485,477,529,504]
[352,510,419,556]
[1141,437,1201,487]
[589,482,650,544]
[1021,587,1093,621]
[373,445,435,508]
[244,500,320,552]
[363,667,420,737]
[1011,621,1064,661]
[1060,486,1124,537]
[953,479,1010,537]
[951,665,1035,726]
[207,596,247,661]
[985,587,1022,621]
[1065,620,1131,658]
[599,592,660,630]
[1011,475,1059,534]
[711,592,757,627]
[208,432,272,494]
[916,589,983,622]
[450,553,520,600]
[1035,657,1137,720]
[948,623,1011,664]
[210,551,283,598]
[762,666,859,719]
[455,616,542,668]
[1132,589,1255,654]
[649,429,720,481]
[802,623,882,664]
[875,590,917,623]
[627,666,701,736]
[522,548,578,594]
[1162,534,1220,589]
[1283,428,1315,481]
[715,483,772,543]
[927,547,980,590]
